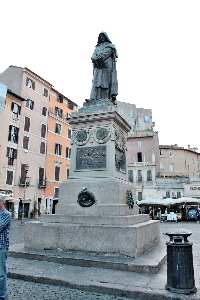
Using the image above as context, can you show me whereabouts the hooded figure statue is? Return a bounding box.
[89,32,118,103]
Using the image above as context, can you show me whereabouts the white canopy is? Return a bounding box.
[137,197,200,206]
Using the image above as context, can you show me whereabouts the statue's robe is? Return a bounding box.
[90,42,118,101]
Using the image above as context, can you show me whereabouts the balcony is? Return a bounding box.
[38,179,47,188]
[48,107,70,124]
[19,177,30,187]
[128,130,158,138]
[129,162,157,167]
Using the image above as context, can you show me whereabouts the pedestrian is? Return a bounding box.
[0,195,11,300]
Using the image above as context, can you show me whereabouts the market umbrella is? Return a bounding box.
[138,198,173,206]
[172,197,200,205]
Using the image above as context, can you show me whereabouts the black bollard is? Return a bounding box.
[165,229,197,294]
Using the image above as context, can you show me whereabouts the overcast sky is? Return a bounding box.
[1,1,200,150]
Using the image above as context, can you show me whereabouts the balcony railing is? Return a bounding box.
[48,107,71,124]
[19,177,30,187]
[38,179,47,188]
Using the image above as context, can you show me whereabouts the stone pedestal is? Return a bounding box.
[25,100,160,258]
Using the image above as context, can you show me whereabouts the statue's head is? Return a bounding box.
[97,32,111,45]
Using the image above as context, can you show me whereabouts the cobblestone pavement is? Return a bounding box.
[7,278,133,300]
[7,219,200,300]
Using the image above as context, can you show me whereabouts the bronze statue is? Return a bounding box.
[89,32,118,103]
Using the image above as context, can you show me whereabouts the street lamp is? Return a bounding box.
[21,164,29,225]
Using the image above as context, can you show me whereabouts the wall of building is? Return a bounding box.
[45,89,77,209]
[117,101,154,132]
[159,145,200,178]
[0,66,23,96]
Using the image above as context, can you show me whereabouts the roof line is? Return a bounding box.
[8,89,26,102]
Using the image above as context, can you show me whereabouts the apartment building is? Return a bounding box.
[155,144,200,200]
[0,84,24,216]
[159,144,200,178]
[117,101,154,134]
[117,101,159,200]
[44,88,77,214]
[0,66,77,217]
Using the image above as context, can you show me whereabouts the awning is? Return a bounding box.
[137,197,200,206]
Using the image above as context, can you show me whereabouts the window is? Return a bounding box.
[144,115,150,122]
[23,136,29,150]
[11,102,21,121]
[26,98,34,110]
[138,192,142,201]
[55,123,61,135]
[118,108,123,115]
[137,170,142,182]
[55,143,62,156]
[177,192,181,198]
[54,187,59,198]
[55,166,60,181]
[24,116,30,132]
[170,164,174,171]
[137,140,142,147]
[68,101,74,110]
[42,106,47,116]
[55,106,63,118]
[38,167,45,186]
[6,170,13,185]
[40,141,46,154]
[66,147,71,159]
[160,163,164,170]
[43,88,49,98]
[128,170,133,182]
[160,150,164,157]
[68,128,72,139]
[130,110,134,118]
[8,125,19,143]
[41,124,46,138]
[66,168,70,179]
[131,125,135,130]
[169,151,173,157]
[6,147,17,165]
[26,77,35,90]
[137,152,142,162]
[57,94,63,103]
[20,164,29,185]
[166,191,170,198]
[147,170,152,181]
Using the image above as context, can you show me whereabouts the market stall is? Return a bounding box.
[137,197,200,221]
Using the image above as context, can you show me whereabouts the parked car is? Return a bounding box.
[187,209,198,221]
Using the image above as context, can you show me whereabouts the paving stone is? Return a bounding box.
[7,278,134,300]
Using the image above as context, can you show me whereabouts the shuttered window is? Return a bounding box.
[26,98,34,110]
[23,136,29,150]
[40,142,46,154]
[26,77,35,90]
[6,147,17,165]
[8,125,19,143]
[128,170,133,182]
[55,143,62,156]
[24,116,30,132]
[55,166,60,181]
[41,124,46,138]
[6,170,13,185]
[55,123,61,135]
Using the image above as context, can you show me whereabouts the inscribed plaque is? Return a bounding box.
[76,146,106,170]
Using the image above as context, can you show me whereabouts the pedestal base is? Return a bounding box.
[25,220,160,258]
